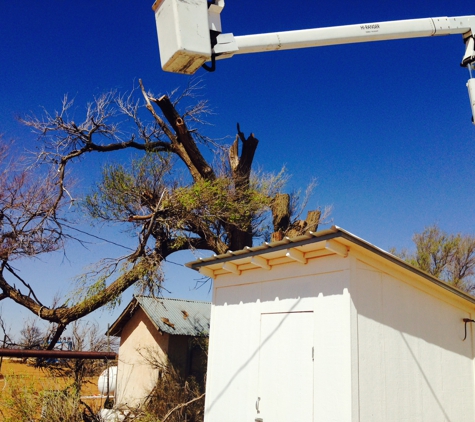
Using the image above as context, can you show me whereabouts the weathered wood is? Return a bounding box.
[271,201,321,240]
[156,95,215,182]
[224,124,259,250]
[232,124,259,185]
[271,194,290,232]
[305,210,321,233]
[286,220,307,239]
[285,211,321,239]
[271,230,285,242]
[228,135,240,171]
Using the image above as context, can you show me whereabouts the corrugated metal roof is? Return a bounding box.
[108,296,211,337]
[136,296,210,336]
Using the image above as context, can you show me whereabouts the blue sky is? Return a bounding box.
[0,0,474,336]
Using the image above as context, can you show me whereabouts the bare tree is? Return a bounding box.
[44,321,118,395]
[0,81,326,346]
[0,313,13,372]
[19,318,45,349]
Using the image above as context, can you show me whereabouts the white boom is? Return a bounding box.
[152,0,475,122]
[215,17,474,57]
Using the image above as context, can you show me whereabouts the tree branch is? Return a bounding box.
[156,95,215,182]
[162,392,205,422]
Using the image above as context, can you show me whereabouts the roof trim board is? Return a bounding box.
[186,226,475,307]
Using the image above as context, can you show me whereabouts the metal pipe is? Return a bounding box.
[0,348,117,360]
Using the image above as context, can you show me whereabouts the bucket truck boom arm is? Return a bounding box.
[152,0,475,122]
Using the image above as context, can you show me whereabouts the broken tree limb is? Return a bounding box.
[162,393,206,422]
[271,193,291,232]
[157,96,215,182]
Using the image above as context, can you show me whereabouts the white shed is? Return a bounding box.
[186,226,475,422]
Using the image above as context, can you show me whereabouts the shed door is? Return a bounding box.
[257,311,314,421]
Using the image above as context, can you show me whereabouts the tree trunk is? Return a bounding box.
[270,196,321,240]
[226,126,259,251]
[271,194,290,233]
[304,210,321,233]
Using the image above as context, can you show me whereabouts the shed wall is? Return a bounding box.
[204,255,355,422]
[353,258,475,421]
[204,246,475,422]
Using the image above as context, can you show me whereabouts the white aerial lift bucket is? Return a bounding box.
[152,0,212,74]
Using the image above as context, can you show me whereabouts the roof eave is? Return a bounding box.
[185,225,475,307]
[185,226,341,270]
[106,297,139,337]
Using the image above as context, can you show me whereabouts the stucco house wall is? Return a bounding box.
[115,307,168,407]
[109,296,211,408]
[186,227,475,422]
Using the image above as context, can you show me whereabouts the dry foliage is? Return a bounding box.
[1,80,327,346]
[0,359,103,422]
[142,361,205,422]
[392,224,475,293]
[43,321,118,393]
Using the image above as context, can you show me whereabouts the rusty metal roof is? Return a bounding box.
[108,296,211,337]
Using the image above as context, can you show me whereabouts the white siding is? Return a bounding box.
[203,243,475,422]
[204,283,261,420]
[204,256,355,422]
[257,311,314,420]
[354,259,475,421]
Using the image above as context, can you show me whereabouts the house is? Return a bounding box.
[107,296,210,407]
[186,226,475,422]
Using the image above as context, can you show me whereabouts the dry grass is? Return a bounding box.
[0,358,111,421]
[0,358,100,395]
[0,358,206,421]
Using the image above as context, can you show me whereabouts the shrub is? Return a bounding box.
[143,362,205,422]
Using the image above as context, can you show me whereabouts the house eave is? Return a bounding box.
[106,297,139,337]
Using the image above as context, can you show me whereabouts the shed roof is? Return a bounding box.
[108,296,211,337]
[185,225,475,307]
